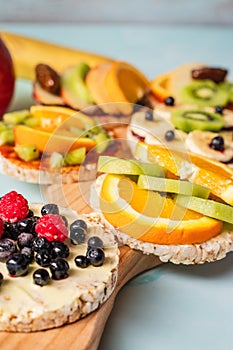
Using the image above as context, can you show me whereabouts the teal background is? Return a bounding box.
[0,13,233,350]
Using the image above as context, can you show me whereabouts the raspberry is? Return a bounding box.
[35,214,68,242]
[0,191,29,223]
[0,219,4,238]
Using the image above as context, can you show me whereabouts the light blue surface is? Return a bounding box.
[1,24,233,350]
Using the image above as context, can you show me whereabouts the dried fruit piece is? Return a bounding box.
[191,67,227,83]
[35,63,61,95]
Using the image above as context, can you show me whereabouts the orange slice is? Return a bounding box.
[105,61,150,114]
[30,105,95,130]
[99,174,222,245]
[150,72,171,101]
[135,143,233,205]
[14,125,96,153]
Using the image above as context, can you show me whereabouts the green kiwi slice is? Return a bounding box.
[179,80,229,107]
[171,109,224,132]
[14,145,40,161]
[3,110,31,125]
[64,147,86,165]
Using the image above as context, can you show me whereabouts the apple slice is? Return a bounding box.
[97,155,165,177]
[138,175,210,198]
[176,195,233,224]
[33,82,65,105]
[61,63,94,110]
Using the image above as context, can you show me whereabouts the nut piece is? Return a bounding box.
[35,64,61,95]
[191,67,228,83]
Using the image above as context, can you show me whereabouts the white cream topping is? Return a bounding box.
[0,204,119,327]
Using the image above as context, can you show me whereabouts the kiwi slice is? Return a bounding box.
[14,145,40,162]
[64,147,86,166]
[95,132,111,153]
[23,116,39,127]
[220,81,233,104]
[98,156,165,177]
[180,80,229,107]
[0,129,14,145]
[176,195,233,224]
[3,110,31,125]
[171,109,224,132]
[49,152,64,169]
[138,175,210,199]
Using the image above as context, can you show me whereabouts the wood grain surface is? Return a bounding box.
[0,170,162,350]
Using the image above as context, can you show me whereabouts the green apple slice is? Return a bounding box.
[97,155,165,177]
[138,175,210,198]
[61,62,94,109]
[176,195,233,224]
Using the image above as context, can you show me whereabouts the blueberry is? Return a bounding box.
[74,255,90,268]
[6,253,29,276]
[210,136,225,151]
[0,238,17,262]
[215,105,224,114]
[145,110,153,121]
[33,268,50,286]
[70,227,87,245]
[86,247,105,267]
[41,204,59,216]
[0,272,3,286]
[61,215,68,227]
[51,241,70,259]
[165,130,175,141]
[17,233,34,249]
[32,237,52,252]
[164,96,175,106]
[70,219,88,232]
[50,258,69,280]
[35,249,52,267]
[87,236,104,249]
[21,247,34,263]
[27,209,34,218]
[3,222,20,240]
[17,218,35,234]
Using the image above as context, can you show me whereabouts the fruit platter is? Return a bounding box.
[1,24,233,350]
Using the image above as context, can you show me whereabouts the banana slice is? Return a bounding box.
[185,130,233,162]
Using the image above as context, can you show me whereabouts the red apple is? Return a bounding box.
[0,36,15,117]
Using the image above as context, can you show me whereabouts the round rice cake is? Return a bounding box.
[0,204,119,332]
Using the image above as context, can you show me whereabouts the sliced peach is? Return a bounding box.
[14,125,96,154]
[104,61,150,114]
[86,62,120,115]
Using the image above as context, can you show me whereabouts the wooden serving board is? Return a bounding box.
[0,182,162,350]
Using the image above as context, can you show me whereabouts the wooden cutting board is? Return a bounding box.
[0,181,162,350]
